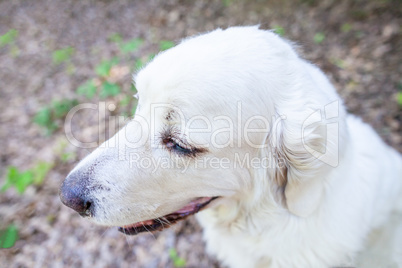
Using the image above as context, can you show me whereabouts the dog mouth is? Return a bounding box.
[118,197,219,235]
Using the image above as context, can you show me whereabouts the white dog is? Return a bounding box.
[60,26,402,267]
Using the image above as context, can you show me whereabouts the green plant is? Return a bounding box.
[33,99,78,135]
[55,139,76,163]
[160,40,175,51]
[73,35,159,117]
[100,82,121,98]
[77,79,97,98]
[222,0,232,7]
[52,47,74,65]
[169,248,186,268]
[120,96,131,107]
[120,38,143,54]
[0,224,18,249]
[134,54,156,71]
[313,32,325,44]
[330,58,345,69]
[341,23,352,33]
[273,26,285,37]
[33,107,57,134]
[95,57,120,77]
[1,162,52,194]
[0,29,20,56]
[108,33,144,54]
[1,166,33,194]
[31,162,53,185]
[0,29,18,48]
[397,92,402,107]
[108,33,123,43]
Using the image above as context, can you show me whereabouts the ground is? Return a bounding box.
[0,0,401,267]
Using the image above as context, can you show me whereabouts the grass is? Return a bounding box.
[1,162,52,195]
[54,138,77,163]
[397,92,402,107]
[397,83,402,107]
[33,99,79,135]
[0,29,20,57]
[120,38,143,54]
[313,32,325,44]
[76,80,97,99]
[100,82,121,98]
[273,26,285,37]
[52,47,74,65]
[341,23,352,33]
[0,29,18,48]
[73,34,170,118]
[169,248,186,267]
[95,57,120,77]
[0,224,18,249]
[159,40,175,51]
[36,34,174,128]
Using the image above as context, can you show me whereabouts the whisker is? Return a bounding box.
[159,216,173,227]
[141,222,156,240]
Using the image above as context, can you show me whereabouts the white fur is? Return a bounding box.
[68,26,402,267]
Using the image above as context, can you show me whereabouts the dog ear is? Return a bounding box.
[271,106,340,217]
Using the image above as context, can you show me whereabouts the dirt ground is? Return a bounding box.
[0,0,401,267]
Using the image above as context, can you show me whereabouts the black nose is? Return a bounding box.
[59,172,93,217]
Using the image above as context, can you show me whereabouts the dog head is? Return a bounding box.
[60,26,346,234]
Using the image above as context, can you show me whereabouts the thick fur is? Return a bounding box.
[63,27,402,267]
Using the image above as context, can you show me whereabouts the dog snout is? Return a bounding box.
[59,172,93,217]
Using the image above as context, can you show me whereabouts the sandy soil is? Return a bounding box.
[0,0,401,267]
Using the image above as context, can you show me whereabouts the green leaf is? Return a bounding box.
[222,0,232,7]
[135,59,144,70]
[330,58,345,69]
[120,96,131,107]
[147,54,156,61]
[33,108,52,127]
[0,29,18,47]
[169,248,186,268]
[397,92,402,107]
[273,26,285,37]
[95,58,119,77]
[60,152,75,163]
[313,32,325,44]
[120,38,143,54]
[108,33,123,43]
[52,99,78,119]
[6,166,20,183]
[0,224,18,249]
[130,84,137,92]
[100,82,121,98]
[131,102,138,115]
[1,166,18,192]
[52,47,74,65]
[3,166,34,194]
[32,162,53,185]
[44,122,58,136]
[14,171,33,194]
[341,23,352,33]
[159,40,175,51]
[77,80,97,99]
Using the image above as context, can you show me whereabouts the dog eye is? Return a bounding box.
[164,138,193,155]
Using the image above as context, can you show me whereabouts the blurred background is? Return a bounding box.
[0,0,401,267]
